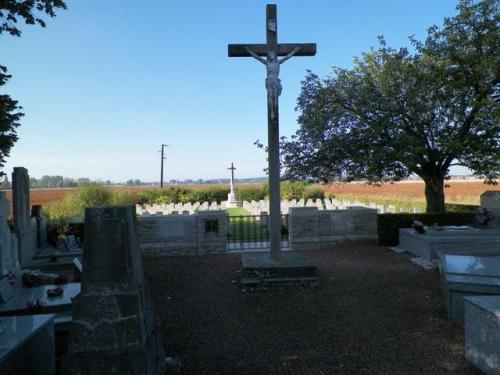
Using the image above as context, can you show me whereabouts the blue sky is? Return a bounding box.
[1,0,460,182]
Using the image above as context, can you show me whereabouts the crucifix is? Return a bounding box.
[228,4,316,259]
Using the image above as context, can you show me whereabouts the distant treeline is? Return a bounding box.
[167,177,268,185]
[0,175,113,189]
[0,174,268,189]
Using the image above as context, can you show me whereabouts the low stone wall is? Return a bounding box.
[288,207,378,251]
[138,211,227,256]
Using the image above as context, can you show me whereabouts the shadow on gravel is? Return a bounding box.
[144,242,481,375]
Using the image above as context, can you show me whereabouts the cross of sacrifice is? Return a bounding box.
[228,162,236,191]
[228,4,316,259]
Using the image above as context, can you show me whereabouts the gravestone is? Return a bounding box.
[0,314,55,375]
[464,296,500,375]
[12,167,36,266]
[480,190,500,228]
[437,252,500,322]
[31,205,47,248]
[65,206,166,374]
[398,226,500,261]
[0,192,19,277]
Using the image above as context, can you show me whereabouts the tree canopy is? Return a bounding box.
[281,0,499,212]
[0,0,66,36]
[0,67,21,175]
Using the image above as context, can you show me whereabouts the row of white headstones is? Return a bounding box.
[136,198,422,216]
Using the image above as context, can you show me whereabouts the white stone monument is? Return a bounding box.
[226,162,241,208]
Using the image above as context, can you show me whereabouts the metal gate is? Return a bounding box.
[227,214,288,251]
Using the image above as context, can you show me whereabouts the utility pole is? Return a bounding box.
[160,144,168,188]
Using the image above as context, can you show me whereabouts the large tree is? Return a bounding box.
[0,0,66,174]
[0,67,22,172]
[281,0,499,212]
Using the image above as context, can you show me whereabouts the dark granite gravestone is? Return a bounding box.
[0,314,55,375]
[437,252,500,322]
[65,206,166,374]
[464,296,500,375]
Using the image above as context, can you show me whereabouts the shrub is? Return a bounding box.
[110,189,136,206]
[73,183,112,207]
[46,184,137,222]
[280,181,307,200]
[303,185,325,200]
[377,212,477,246]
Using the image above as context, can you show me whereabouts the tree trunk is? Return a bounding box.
[423,174,446,213]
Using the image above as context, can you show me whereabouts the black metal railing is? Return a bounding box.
[227,214,288,250]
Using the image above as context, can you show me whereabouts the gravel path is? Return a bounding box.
[144,242,481,375]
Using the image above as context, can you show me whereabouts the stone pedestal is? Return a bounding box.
[226,191,242,208]
[65,206,166,375]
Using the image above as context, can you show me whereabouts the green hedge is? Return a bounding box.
[377,212,476,246]
[445,203,480,212]
[237,186,267,201]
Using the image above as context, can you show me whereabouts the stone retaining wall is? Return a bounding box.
[289,207,378,251]
[138,211,227,256]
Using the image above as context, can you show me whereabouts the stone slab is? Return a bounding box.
[399,227,500,261]
[388,246,407,254]
[464,296,500,375]
[0,283,80,317]
[242,252,317,277]
[410,257,438,270]
[0,314,55,374]
[438,254,500,322]
[0,278,13,302]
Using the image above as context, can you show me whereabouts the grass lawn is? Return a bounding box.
[225,207,250,216]
[226,208,268,242]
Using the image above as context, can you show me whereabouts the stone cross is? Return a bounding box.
[228,4,316,259]
[228,162,236,193]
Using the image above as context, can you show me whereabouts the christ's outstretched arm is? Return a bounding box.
[245,47,267,65]
[278,46,301,65]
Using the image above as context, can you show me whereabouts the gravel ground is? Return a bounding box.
[144,242,481,375]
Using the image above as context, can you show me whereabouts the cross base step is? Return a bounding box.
[240,275,320,288]
[239,252,319,288]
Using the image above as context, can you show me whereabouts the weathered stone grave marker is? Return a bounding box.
[65,206,167,374]
[12,167,36,266]
[0,192,18,278]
